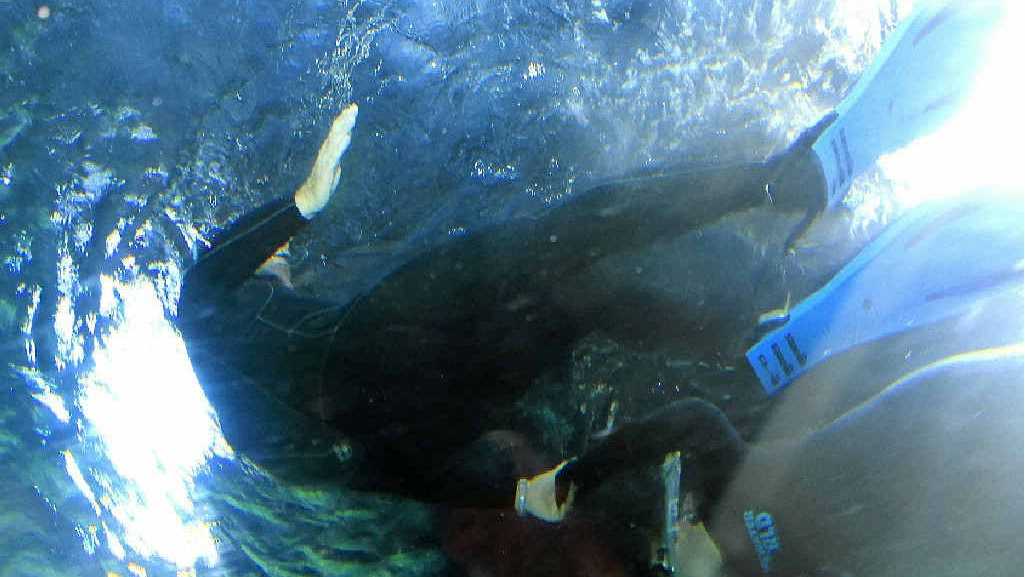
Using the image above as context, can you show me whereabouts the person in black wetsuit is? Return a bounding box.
[178,105,1022,577]
[177,103,827,508]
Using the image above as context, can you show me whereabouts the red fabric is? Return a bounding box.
[445,507,634,577]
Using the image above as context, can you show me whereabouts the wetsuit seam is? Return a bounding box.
[248,284,359,428]
[251,280,278,334]
[254,305,349,338]
[196,201,300,266]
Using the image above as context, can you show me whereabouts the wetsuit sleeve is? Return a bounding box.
[422,399,746,512]
[180,196,307,314]
[558,399,746,511]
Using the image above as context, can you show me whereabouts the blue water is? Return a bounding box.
[0,1,904,575]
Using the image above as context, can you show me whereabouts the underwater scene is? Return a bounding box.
[1,0,1022,576]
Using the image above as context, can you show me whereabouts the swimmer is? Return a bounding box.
[178,97,1021,576]
[177,103,828,503]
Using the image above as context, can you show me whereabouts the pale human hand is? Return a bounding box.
[295,103,359,218]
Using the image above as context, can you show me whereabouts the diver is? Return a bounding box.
[176,101,827,505]
[176,1,1022,574]
[177,98,1022,577]
[177,102,1021,577]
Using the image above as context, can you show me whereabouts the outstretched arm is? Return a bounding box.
[180,105,358,315]
[516,398,746,522]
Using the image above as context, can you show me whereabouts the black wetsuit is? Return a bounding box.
[175,115,1021,575]
[177,160,777,505]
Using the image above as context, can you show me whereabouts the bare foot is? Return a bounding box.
[294,103,359,218]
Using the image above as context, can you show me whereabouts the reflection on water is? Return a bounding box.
[78,277,229,568]
[878,2,1024,211]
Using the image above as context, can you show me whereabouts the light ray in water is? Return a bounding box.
[878,2,1024,209]
[78,276,231,569]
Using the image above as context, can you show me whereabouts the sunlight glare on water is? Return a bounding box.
[78,276,231,568]
[878,1,1024,209]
